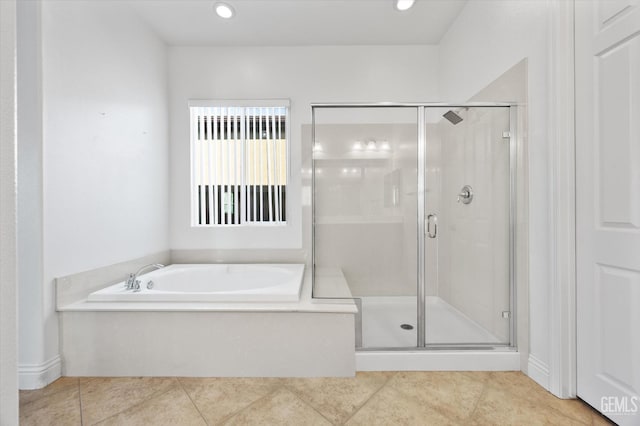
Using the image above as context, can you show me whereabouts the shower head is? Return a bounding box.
[443,110,463,125]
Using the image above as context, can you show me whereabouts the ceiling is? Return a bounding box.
[130,0,468,46]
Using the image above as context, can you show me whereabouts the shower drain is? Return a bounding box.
[400,324,414,330]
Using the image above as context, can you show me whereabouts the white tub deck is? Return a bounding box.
[56,261,357,378]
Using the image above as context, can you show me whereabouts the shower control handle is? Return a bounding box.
[427,214,437,239]
[457,185,473,204]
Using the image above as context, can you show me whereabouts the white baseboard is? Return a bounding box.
[19,355,62,390]
[527,354,550,390]
[356,350,520,371]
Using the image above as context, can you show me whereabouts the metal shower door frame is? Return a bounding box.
[311,102,517,351]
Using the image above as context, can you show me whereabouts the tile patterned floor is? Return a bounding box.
[19,372,615,425]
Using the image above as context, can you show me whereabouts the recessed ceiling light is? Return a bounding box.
[214,2,235,19]
[394,0,416,11]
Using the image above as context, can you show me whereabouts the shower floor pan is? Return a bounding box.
[360,296,503,348]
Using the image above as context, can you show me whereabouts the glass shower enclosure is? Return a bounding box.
[312,103,515,349]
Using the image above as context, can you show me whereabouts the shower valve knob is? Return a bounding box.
[457,185,473,204]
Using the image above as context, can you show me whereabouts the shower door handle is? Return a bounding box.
[426,214,437,239]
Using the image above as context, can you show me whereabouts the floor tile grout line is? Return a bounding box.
[176,377,210,426]
[467,376,489,421]
[82,378,179,426]
[385,372,485,423]
[217,384,286,425]
[78,379,85,426]
[339,372,398,425]
[280,383,338,425]
[388,372,482,423]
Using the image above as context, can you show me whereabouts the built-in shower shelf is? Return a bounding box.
[315,216,403,225]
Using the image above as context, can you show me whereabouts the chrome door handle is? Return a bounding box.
[427,214,437,239]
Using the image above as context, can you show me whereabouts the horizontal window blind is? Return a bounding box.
[190,104,288,226]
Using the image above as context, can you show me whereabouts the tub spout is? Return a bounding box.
[125,263,165,290]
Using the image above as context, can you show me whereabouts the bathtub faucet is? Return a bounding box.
[125,263,165,291]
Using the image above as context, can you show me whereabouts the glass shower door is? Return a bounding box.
[424,106,512,346]
[312,104,514,350]
[312,106,419,348]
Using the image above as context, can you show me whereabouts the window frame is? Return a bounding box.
[188,99,291,228]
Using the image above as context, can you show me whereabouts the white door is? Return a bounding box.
[576,1,640,424]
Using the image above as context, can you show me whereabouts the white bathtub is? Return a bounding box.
[87,264,305,303]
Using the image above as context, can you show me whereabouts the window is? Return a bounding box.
[189,100,289,226]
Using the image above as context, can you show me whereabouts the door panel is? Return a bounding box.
[576,1,640,423]
[596,265,639,389]
[599,0,637,26]
[597,38,640,227]
[312,107,419,349]
[425,107,511,346]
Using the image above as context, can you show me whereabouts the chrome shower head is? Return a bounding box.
[443,110,463,125]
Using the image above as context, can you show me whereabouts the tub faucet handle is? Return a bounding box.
[125,273,135,289]
[126,263,165,291]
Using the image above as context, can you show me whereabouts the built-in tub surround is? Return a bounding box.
[57,262,356,377]
[88,264,305,303]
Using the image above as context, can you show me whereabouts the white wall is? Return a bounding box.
[169,45,439,253]
[18,0,170,388]
[439,0,552,388]
[0,0,19,420]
